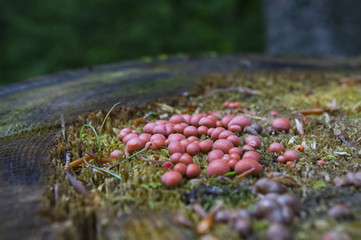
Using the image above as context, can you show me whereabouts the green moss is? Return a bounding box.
[47,69,361,239]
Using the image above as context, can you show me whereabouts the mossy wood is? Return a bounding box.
[0,55,360,240]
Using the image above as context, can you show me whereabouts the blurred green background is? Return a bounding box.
[0,0,264,85]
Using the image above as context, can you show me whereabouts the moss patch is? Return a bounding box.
[47,69,361,239]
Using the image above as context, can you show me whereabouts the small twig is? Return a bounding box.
[60,114,71,165]
[138,156,164,164]
[85,151,112,163]
[237,168,255,179]
[295,99,338,116]
[65,151,111,170]
[65,155,92,170]
[295,108,333,116]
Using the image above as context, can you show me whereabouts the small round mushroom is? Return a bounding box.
[250,123,263,134]
[173,163,187,175]
[243,126,259,135]
[233,219,253,238]
[269,143,285,153]
[213,139,234,154]
[228,125,242,133]
[143,123,157,134]
[186,163,201,179]
[180,139,191,149]
[170,152,182,164]
[295,145,305,152]
[253,178,286,195]
[242,145,255,151]
[110,150,123,159]
[122,133,139,144]
[182,114,191,124]
[179,153,193,165]
[197,126,208,136]
[227,115,252,129]
[242,151,261,162]
[191,113,206,127]
[245,135,261,148]
[186,142,201,156]
[149,138,165,150]
[211,127,226,140]
[151,133,166,142]
[229,147,243,156]
[207,149,225,162]
[199,140,213,153]
[167,133,186,143]
[253,199,282,219]
[276,194,303,215]
[227,135,241,146]
[219,130,234,139]
[126,137,146,154]
[285,161,293,167]
[139,133,151,143]
[199,116,217,128]
[277,156,286,163]
[328,204,354,220]
[221,116,233,127]
[272,118,291,132]
[173,123,188,133]
[161,170,183,188]
[183,126,198,137]
[207,160,230,177]
[169,115,186,124]
[234,158,263,176]
[118,128,133,140]
[168,141,186,154]
[283,150,299,162]
[153,124,168,135]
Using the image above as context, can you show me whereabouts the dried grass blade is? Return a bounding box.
[295,119,304,135]
[65,171,89,198]
[237,168,255,179]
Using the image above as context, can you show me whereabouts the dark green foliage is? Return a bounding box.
[0,0,264,84]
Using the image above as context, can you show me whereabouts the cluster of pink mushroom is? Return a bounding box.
[268,142,300,166]
[223,101,242,108]
[113,112,300,188]
[114,113,268,188]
